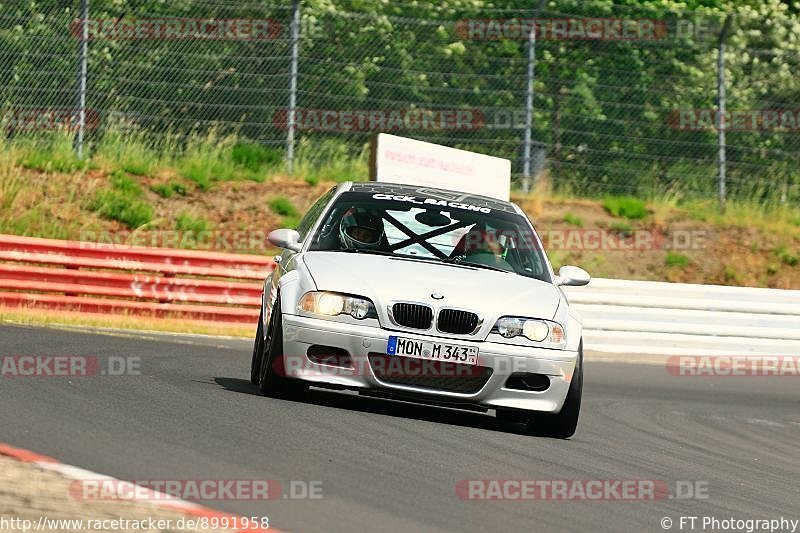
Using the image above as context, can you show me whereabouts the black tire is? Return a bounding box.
[249,310,265,385]
[257,296,306,398]
[525,340,583,439]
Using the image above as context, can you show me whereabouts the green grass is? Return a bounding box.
[269,196,299,217]
[89,170,152,229]
[774,245,799,267]
[176,132,272,190]
[231,142,282,172]
[151,181,187,198]
[609,220,633,233]
[603,196,648,220]
[293,138,369,183]
[109,170,142,195]
[665,251,690,268]
[15,134,88,173]
[90,190,153,228]
[176,212,209,233]
[281,215,302,229]
[723,265,740,283]
[563,213,583,227]
[94,130,167,177]
[0,156,22,210]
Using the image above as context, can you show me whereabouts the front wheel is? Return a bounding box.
[525,340,583,439]
[249,310,265,385]
[257,296,306,398]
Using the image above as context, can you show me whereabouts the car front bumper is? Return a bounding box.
[281,313,578,413]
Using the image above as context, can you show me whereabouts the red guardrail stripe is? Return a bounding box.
[0,264,263,297]
[0,280,262,306]
[0,292,260,323]
[0,234,276,268]
[0,251,270,280]
[0,234,275,324]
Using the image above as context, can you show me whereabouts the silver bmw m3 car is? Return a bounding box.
[250,181,591,438]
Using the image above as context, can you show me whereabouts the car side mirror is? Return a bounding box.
[557,265,591,287]
[268,229,302,252]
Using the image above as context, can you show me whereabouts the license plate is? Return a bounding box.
[387,336,479,365]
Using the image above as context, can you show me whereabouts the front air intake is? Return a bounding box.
[437,309,480,335]
[391,303,433,330]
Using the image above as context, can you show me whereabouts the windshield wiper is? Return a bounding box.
[440,257,513,274]
[334,248,397,257]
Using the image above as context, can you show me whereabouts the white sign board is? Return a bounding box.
[370,133,511,201]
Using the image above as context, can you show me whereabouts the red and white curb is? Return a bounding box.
[0,443,277,532]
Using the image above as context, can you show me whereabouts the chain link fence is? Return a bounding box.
[1,0,799,203]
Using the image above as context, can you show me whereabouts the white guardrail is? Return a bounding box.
[562,278,800,356]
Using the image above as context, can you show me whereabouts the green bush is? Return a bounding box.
[269,196,299,217]
[109,171,142,195]
[176,212,209,233]
[231,142,282,171]
[723,265,739,283]
[774,246,799,267]
[665,252,690,268]
[151,181,187,198]
[94,129,166,177]
[603,196,648,220]
[563,213,583,227]
[90,190,153,228]
[16,136,87,173]
[281,215,302,229]
[609,221,632,233]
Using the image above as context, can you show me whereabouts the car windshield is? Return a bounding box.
[307,191,551,282]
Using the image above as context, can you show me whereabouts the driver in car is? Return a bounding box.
[339,207,387,251]
[455,224,514,271]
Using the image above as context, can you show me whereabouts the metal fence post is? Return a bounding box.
[74,0,89,159]
[521,0,547,193]
[717,15,732,213]
[286,0,300,175]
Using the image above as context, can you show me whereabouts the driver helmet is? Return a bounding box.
[339,207,385,250]
[464,224,502,256]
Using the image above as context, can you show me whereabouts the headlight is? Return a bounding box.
[298,291,377,320]
[493,317,565,346]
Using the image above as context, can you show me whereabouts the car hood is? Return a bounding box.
[301,251,560,323]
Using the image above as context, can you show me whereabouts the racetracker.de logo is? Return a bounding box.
[455,18,667,41]
[70,479,324,501]
[69,18,282,40]
[455,479,708,500]
[1,108,100,132]
[0,355,140,377]
[273,109,485,132]
[452,228,708,252]
[668,109,800,131]
[77,230,273,252]
[666,356,800,377]
[70,479,279,501]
